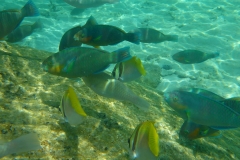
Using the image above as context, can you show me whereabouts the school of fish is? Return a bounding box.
[0,0,235,159]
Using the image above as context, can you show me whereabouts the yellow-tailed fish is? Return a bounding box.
[112,56,146,82]
[0,133,41,158]
[128,121,160,160]
[60,87,87,126]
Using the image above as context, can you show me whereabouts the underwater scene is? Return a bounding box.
[0,0,240,159]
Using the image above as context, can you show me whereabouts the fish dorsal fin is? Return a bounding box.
[146,122,159,157]
[84,16,98,27]
[128,56,146,76]
[67,87,87,117]
[226,97,240,101]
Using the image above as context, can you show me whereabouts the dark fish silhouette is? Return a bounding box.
[5,20,42,42]
[74,24,140,48]
[136,28,178,43]
[172,50,219,64]
[59,16,98,51]
[0,0,39,39]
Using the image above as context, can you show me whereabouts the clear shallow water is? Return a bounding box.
[0,0,240,159]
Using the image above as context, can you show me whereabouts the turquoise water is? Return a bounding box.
[0,0,240,159]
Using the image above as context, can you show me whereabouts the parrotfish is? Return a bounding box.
[82,72,150,111]
[135,28,178,43]
[164,90,240,128]
[60,86,87,126]
[42,46,131,78]
[221,97,240,113]
[63,0,118,9]
[0,133,41,158]
[59,16,98,51]
[0,0,39,39]
[5,20,42,43]
[128,121,160,160]
[183,88,225,101]
[74,24,140,48]
[172,50,219,64]
[112,56,146,82]
[179,121,220,140]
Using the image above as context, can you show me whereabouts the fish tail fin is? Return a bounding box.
[21,0,40,17]
[112,46,132,63]
[32,19,43,30]
[166,35,178,42]
[0,133,41,158]
[125,30,141,44]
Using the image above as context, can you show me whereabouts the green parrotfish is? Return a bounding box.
[0,0,39,40]
[172,50,219,64]
[164,90,240,128]
[42,46,131,78]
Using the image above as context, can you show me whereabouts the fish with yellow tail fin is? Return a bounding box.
[0,133,41,158]
[82,72,149,111]
[112,56,146,82]
[0,0,39,39]
[179,121,221,140]
[60,87,87,126]
[128,121,160,160]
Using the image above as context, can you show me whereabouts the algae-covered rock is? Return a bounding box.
[0,43,240,159]
[136,63,162,88]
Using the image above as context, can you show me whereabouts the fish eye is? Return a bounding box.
[173,96,178,102]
